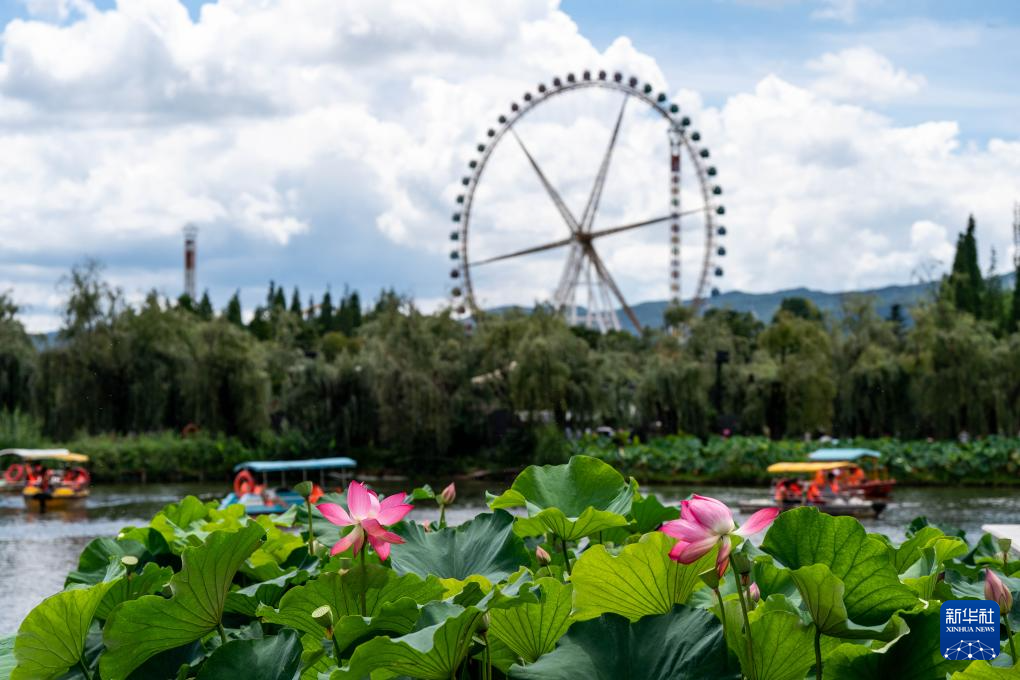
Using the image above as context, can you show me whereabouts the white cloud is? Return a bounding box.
[812,0,858,24]
[18,0,90,22]
[0,1,1017,332]
[808,47,925,102]
[685,73,1018,295]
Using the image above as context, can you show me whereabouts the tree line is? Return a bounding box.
[0,216,1017,469]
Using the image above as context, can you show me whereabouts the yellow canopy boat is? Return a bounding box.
[7,450,93,513]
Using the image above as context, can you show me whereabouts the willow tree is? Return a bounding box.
[0,292,36,413]
[833,296,908,437]
[759,310,835,436]
[908,300,1000,437]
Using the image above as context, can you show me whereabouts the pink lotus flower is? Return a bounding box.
[535,545,552,566]
[985,569,1013,612]
[749,582,761,603]
[317,481,413,560]
[660,494,778,576]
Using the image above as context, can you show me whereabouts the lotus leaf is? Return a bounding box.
[509,605,736,680]
[761,507,920,625]
[571,531,715,621]
[390,510,530,582]
[100,522,266,679]
[488,456,633,540]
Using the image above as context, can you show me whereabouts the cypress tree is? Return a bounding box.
[320,289,334,332]
[1010,266,1020,333]
[224,291,243,326]
[948,215,984,317]
[349,291,362,330]
[273,287,286,311]
[290,287,302,316]
[197,291,214,320]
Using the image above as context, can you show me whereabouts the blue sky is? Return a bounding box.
[0,0,1017,331]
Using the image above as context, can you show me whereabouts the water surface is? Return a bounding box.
[2,480,1017,635]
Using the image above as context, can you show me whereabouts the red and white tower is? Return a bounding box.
[184,225,198,300]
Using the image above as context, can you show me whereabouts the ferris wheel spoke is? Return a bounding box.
[509,128,580,234]
[553,243,584,310]
[580,96,628,233]
[471,234,574,267]
[584,244,642,332]
[588,208,707,241]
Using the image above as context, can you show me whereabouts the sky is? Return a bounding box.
[0,0,1018,331]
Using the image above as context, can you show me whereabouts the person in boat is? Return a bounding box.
[774,478,804,503]
[828,470,841,495]
[806,481,822,503]
[845,465,866,488]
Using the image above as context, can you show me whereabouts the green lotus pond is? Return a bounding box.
[0,458,1018,679]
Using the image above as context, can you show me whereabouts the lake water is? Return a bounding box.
[1,480,1018,635]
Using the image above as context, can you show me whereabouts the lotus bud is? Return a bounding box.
[741,572,750,587]
[421,519,432,532]
[699,567,720,590]
[985,569,1013,612]
[535,545,552,566]
[439,482,456,506]
[294,481,314,500]
[478,612,490,633]
[312,605,334,630]
[749,583,760,604]
[730,552,752,575]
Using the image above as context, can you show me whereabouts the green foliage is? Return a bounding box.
[195,629,302,680]
[330,603,484,680]
[488,455,632,540]
[574,433,1020,486]
[825,606,969,679]
[509,606,735,680]
[389,511,531,583]
[9,454,1018,679]
[12,580,114,679]
[762,507,920,625]
[722,596,820,680]
[101,523,266,678]
[488,578,573,664]
[5,251,1020,468]
[571,532,715,621]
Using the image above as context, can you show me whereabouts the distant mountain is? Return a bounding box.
[498,271,1017,332]
[625,271,1016,330]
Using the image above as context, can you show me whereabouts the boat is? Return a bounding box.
[806,448,896,499]
[219,457,357,515]
[3,449,79,493]
[14,450,92,512]
[737,496,886,519]
[736,460,889,519]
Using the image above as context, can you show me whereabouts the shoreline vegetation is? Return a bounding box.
[0,218,1016,486]
[17,429,1020,486]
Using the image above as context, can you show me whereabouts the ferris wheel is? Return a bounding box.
[447,69,726,332]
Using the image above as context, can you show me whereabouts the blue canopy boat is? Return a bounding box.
[219,457,357,515]
[807,448,881,462]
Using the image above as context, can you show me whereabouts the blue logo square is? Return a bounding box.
[940,600,1000,661]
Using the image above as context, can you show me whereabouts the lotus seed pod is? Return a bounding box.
[698,567,720,590]
[312,605,334,629]
[294,481,314,499]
